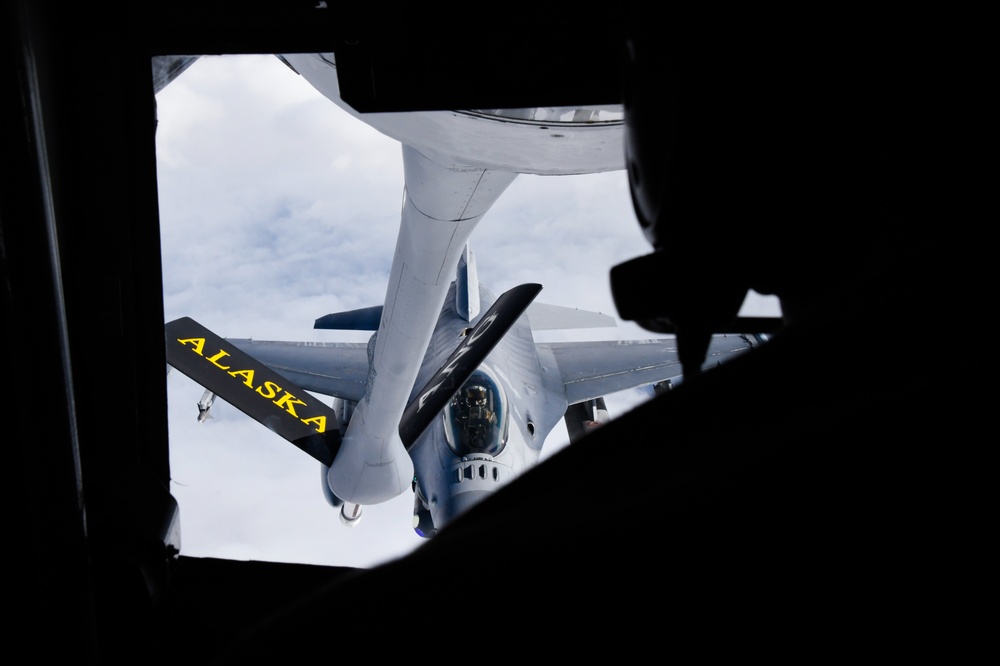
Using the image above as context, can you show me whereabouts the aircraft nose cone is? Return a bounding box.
[435,456,512,525]
[437,489,495,527]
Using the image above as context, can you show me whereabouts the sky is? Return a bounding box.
[155,54,780,569]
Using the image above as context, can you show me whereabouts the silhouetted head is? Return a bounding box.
[613,8,931,373]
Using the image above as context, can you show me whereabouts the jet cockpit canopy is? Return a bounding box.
[443,369,509,458]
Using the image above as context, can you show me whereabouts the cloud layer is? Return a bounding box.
[157,54,778,568]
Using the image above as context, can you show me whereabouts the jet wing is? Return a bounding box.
[226,339,370,403]
[539,334,758,405]
[526,302,616,330]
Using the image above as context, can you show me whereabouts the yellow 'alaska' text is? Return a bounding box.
[176,337,326,433]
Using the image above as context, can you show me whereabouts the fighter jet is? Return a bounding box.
[165,245,763,536]
[160,52,767,538]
